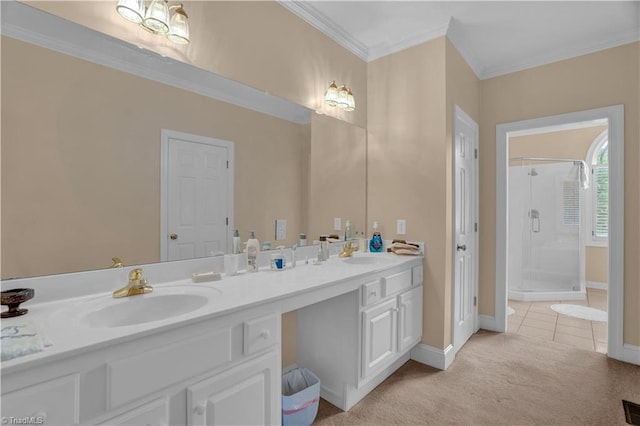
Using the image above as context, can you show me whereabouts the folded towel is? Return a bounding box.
[1,320,52,361]
[579,161,590,189]
[388,242,422,256]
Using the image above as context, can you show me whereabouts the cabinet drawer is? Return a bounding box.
[99,397,169,425]
[2,374,79,425]
[381,269,412,297]
[361,280,382,306]
[243,314,279,356]
[108,328,232,408]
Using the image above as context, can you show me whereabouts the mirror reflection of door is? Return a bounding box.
[162,130,233,261]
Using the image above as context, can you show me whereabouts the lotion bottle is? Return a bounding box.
[369,221,383,253]
[232,229,241,254]
[246,231,260,272]
[344,220,352,241]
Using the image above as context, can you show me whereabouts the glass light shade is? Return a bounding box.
[324,81,339,107]
[116,0,145,23]
[344,89,356,112]
[337,85,349,109]
[167,8,190,44]
[143,0,170,34]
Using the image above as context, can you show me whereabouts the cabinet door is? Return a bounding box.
[361,298,397,378]
[398,286,423,352]
[187,352,279,426]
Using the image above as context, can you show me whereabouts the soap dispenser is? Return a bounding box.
[369,221,383,253]
[233,229,241,254]
[246,231,260,272]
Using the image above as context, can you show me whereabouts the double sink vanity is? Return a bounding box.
[1,247,423,425]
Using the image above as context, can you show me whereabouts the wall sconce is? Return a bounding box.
[116,0,190,45]
[324,81,355,112]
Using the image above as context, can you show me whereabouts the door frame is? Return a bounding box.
[451,105,480,354]
[496,105,626,362]
[160,129,234,262]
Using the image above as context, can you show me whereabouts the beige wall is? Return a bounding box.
[510,125,609,285]
[1,37,309,278]
[307,113,367,241]
[480,42,640,346]
[25,1,368,128]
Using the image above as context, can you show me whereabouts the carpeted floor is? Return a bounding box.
[313,330,640,425]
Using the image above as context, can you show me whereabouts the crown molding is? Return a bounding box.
[479,27,640,80]
[278,1,369,61]
[1,1,312,125]
[368,18,451,62]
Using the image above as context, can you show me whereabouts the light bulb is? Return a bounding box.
[337,85,349,109]
[344,88,355,112]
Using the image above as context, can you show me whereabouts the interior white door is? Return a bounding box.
[166,134,230,261]
[453,105,478,354]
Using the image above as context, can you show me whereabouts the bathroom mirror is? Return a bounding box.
[1,4,367,279]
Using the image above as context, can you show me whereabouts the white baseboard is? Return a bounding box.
[621,344,640,366]
[410,343,455,370]
[479,315,502,332]
[586,281,608,290]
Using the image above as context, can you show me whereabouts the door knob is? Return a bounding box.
[170,233,178,240]
[456,244,467,251]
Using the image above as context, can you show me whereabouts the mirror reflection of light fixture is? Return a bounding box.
[116,0,190,44]
[323,81,356,112]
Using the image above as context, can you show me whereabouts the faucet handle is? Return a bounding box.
[128,268,143,282]
[111,257,124,268]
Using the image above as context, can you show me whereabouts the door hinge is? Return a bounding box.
[226,217,229,226]
[474,148,478,159]
[474,222,478,232]
[474,296,477,307]
[226,160,229,169]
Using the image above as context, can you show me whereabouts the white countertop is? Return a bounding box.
[1,253,422,374]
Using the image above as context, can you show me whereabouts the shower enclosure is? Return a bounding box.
[508,158,586,301]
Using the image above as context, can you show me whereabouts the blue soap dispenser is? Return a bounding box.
[369,221,383,253]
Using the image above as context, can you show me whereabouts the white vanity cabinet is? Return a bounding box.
[1,310,281,426]
[297,263,424,411]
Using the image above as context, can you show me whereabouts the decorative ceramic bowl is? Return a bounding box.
[1,288,35,318]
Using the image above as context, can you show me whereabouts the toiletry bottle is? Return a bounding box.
[299,233,307,247]
[291,245,297,268]
[344,220,352,241]
[369,221,383,253]
[319,235,329,261]
[246,231,260,272]
[233,229,241,254]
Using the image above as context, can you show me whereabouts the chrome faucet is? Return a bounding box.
[339,241,358,258]
[113,268,153,298]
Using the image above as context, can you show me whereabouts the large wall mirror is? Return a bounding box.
[1,2,367,279]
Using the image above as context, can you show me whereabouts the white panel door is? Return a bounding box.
[167,136,229,260]
[362,298,397,378]
[187,352,279,426]
[398,286,423,352]
[453,105,478,354]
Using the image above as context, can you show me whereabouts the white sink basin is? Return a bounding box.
[55,285,220,328]
[342,255,392,265]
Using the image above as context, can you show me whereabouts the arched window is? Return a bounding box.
[587,131,608,244]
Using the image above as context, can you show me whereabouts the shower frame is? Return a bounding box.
[507,156,587,302]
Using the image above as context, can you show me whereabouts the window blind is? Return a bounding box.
[563,180,580,227]
[594,165,609,238]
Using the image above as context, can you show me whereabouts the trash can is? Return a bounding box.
[282,367,320,426]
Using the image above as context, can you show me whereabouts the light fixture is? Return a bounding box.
[116,0,190,44]
[116,0,145,23]
[324,81,339,107]
[323,81,356,112]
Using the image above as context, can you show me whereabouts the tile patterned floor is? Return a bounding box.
[507,288,608,353]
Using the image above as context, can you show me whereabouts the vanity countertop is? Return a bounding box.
[1,253,422,374]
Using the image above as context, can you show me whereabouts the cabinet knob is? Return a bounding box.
[260,330,271,339]
[170,233,178,240]
[194,403,206,415]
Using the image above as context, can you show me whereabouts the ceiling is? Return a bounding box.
[279,1,640,80]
